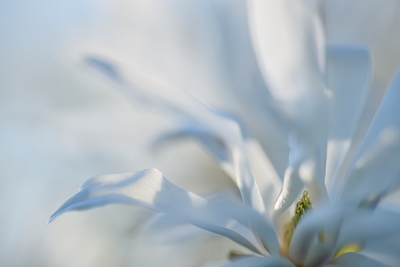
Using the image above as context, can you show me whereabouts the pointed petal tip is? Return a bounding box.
[47,213,57,225]
[83,54,121,82]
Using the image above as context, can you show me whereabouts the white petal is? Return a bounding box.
[274,165,303,216]
[341,67,400,200]
[85,56,266,214]
[324,45,371,198]
[337,208,400,248]
[247,0,328,144]
[213,256,296,267]
[244,139,282,218]
[49,168,264,253]
[329,252,388,267]
[152,122,233,172]
[248,0,330,212]
[274,134,328,215]
[210,199,280,255]
[247,0,325,111]
[361,238,400,267]
[289,204,348,265]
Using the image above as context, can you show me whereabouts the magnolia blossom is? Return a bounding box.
[50,1,400,267]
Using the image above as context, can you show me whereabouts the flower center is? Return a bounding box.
[283,190,312,247]
[279,191,361,266]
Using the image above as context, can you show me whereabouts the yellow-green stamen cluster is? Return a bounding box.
[283,190,312,247]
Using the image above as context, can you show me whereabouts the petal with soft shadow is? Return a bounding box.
[214,256,295,267]
[324,45,371,198]
[274,133,328,216]
[341,68,400,200]
[328,252,388,267]
[84,55,266,214]
[289,204,348,265]
[248,0,331,214]
[247,0,325,112]
[49,168,266,253]
[337,208,400,248]
[244,139,282,217]
[360,238,400,267]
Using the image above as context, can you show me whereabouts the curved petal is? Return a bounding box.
[85,56,266,214]
[247,0,325,111]
[361,238,400,267]
[49,168,264,254]
[324,45,371,198]
[337,208,400,248]
[152,122,234,175]
[274,133,328,216]
[213,256,296,267]
[289,203,349,265]
[341,67,400,200]
[248,0,330,213]
[244,139,282,218]
[328,252,388,267]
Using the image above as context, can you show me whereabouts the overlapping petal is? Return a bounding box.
[341,67,400,200]
[328,252,388,267]
[289,203,349,265]
[85,56,266,214]
[361,238,400,267]
[248,0,330,214]
[214,256,295,267]
[324,45,371,199]
[337,208,400,248]
[49,168,272,253]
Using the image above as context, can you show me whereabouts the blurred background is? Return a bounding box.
[1,0,400,266]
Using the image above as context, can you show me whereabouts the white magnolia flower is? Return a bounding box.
[50,1,400,267]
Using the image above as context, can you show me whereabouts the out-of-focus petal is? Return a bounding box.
[152,122,234,176]
[328,252,388,267]
[324,46,371,199]
[337,208,400,248]
[244,139,282,218]
[49,168,265,253]
[149,196,281,255]
[85,55,266,214]
[341,68,400,200]
[360,238,400,267]
[212,256,296,267]
[247,0,325,113]
[248,0,330,214]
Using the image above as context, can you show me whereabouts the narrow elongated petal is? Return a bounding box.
[49,168,264,253]
[324,46,371,198]
[248,0,330,214]
[146,197,281,255]
[247,0,325,110]
[214,256,296,267]
[341,68,400,200]
[152,122,232,167]
[274,134,328,215]
[244,139,282,217]
[85,56,266,214]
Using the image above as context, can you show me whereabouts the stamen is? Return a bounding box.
[283,190,312,247]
